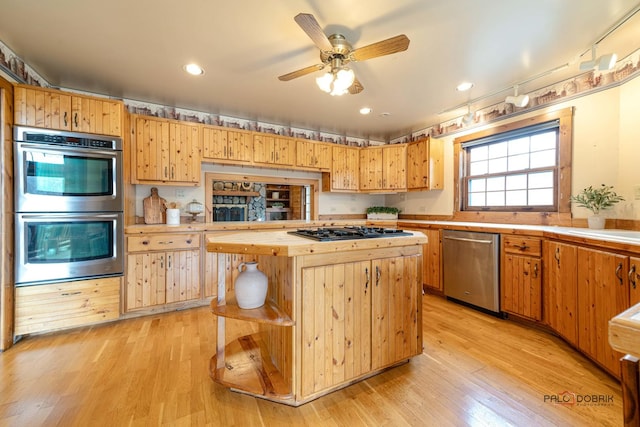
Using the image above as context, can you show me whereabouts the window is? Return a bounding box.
[454,108,573,218]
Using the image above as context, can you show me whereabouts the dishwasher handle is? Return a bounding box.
[443,235,494,245]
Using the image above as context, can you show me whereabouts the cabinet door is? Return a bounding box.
[135,117,171,181]
[359,147,383,190]
[371,255,422,370]
[202,126,227,160]
[71,96,122,136]
[126,253,167,310]
[543,241,578,345]
[382,145,407,190]
[407,139,428,189]
[300,261,371,398]
[14,86,72,131]
[274,137,295,166]
[169,122,201,183]
[423,229,442,292]
[165,250,201,303]
[227,130,252,162]
[630,256,640,306]
[502,254,542,321]
[314,143,332,170]
[331,146,360,191]
[296,140,315,168]
[577,247,629,377]
[252,133,273,164]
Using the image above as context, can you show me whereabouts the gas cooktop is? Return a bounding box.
[288,226,412,241]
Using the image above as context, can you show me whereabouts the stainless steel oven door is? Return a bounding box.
[15,212,124,286]
[14,141,123,212]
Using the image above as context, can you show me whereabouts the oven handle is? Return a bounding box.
[16,142,120,157]
[19,213,120,220]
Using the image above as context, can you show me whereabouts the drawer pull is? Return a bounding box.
[158,241,174,245]
[512,243,530,251]
[186,239,192,244]
[61,291,82,296]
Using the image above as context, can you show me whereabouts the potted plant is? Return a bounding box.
[366,206,400,220]
[570,184,624,229]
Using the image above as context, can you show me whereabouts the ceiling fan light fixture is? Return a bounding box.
[316,67,355,96]
[316,72,334,93]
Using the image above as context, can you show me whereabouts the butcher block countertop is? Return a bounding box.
[609,303,640,358]
[205,229,427,257]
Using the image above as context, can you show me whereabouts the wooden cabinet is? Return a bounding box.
[253,134,295,166]
[323,145,360,192]
[501,235,542,321]
[14,84,123,136]
[407,137,444,190]
[296,139,332,171]
[125,233,201,311]
[422,229,443,292]
[132,115,201,185]
[630,256,640,306]
[577,246,629,377]
[359,145,407,191]
[202,125,252,163]
[543,240,578,345]
[14,277,120,335]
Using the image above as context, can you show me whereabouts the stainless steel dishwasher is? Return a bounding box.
[442,230,500,314]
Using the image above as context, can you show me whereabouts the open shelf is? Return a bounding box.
[210,333,293,401]
[210,297,294,326]
[211,191,260,197]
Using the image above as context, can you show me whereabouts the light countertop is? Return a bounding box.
[609,303,640,358]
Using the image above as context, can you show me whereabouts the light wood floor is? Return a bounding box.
[0,295,623,426]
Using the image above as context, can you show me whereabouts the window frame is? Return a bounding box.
[453,107,574,224]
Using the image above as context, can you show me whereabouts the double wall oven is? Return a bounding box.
[14,126,124,286]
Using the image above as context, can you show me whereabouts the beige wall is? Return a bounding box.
[389,75,640,221]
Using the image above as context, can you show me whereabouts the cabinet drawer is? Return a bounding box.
[15,277,120,335]
[502,235,542,257]
[127,233,201,252]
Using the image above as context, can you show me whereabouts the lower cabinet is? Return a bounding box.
[125,233,201,311]
[14,277,120,335]
[501,235,542,321]
[300,254,422,397]
[422,229,443,292]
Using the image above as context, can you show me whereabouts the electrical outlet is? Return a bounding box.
[634,185,640,201]
[175,189,185,198]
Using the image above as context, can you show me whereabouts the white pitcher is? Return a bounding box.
[234,262,268,309]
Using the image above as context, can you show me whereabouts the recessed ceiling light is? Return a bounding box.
[456,82,474,91]
[360,107,373,115]
[380,112,391,117]
[183,63,205,76]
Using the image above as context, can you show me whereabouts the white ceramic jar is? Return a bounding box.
[234,262,268,309]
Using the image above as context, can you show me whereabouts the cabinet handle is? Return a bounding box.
[74,112,78,128]
[168,255,172,269]
[160,255,164,269]
[61,291,82,296]
[629,265,637,289]
[554,247,560,267]
[513,243,530,251]
[171,166,175,179]
[615,263,624,285]
[533,263,538,278]
[158,241,174,245]
[365,267,369,290]
[229,148,234,158]
[224,146,227,157]
[63,111,68,127]
[164,166,168,178]
[375,266,381,286]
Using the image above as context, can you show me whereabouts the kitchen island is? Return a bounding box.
[206,228,427,405]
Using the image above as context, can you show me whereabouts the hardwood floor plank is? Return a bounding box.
[0,295,623,426]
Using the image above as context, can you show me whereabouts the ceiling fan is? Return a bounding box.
[278,13,410,96]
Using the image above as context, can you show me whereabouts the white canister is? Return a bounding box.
[272,191,280,199]
[234,262,268,309]
[166,208,180,225]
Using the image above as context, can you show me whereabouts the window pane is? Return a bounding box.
[469,160,488,175]
[528,188,554,205]
[506,174,527,190]
[488,157,507,173]
[469,178,486,192]
[508,137,529,155]
[506,190,527,205]
[469,193,485,206]
[531,132,556,151]
[508,154,529,171]
[530,149,556,168]
[486,176,505,191]
[469,146,488,161]
[488,142,507,159]
[529,171,553,189]
[486,191,505,206]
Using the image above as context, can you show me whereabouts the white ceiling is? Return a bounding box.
[0,0,639,141]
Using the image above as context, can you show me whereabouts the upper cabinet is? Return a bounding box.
[14,84,123,136]
[296,139,332,171]
[323,145,360,192]
[253,134,295,167]
[407,137,444,191]
[359,144,407,191]
[202,125,252,164]
[132,115,201,185]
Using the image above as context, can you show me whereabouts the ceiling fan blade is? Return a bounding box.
[278,64,325,81]
[349,78,364,95]
[294,13,333,52]
[350,34,410,62]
